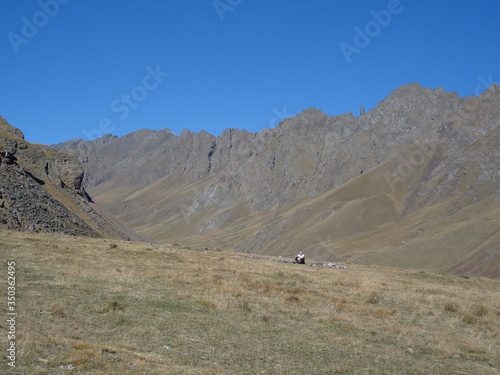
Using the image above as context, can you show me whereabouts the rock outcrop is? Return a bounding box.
[0,117,142,240]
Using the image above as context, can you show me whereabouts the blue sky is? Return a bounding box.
[1,0,499,145]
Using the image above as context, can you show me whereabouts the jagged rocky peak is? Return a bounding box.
[277,107,329,128]
[371,83,462,113]
[122,127,173,141]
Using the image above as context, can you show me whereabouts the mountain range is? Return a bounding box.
[0,82,498,278]
[49,83,500,278]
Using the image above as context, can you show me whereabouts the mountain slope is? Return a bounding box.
[54,83,500,277]
[0,117,141,240]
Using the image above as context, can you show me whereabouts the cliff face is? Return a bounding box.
[0,116,141,240]
[54,83,500,278]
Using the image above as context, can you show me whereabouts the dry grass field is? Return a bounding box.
[1,229,499,374]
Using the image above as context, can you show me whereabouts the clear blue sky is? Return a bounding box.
[1,0,499,145]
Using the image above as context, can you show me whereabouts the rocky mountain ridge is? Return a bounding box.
[0,116,141,240]
[52,83,500,277]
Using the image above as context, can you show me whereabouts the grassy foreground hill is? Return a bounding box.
[1,229,499,374]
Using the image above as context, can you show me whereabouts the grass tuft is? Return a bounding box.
[100,299,125,313]
[366,291,382,304]
[50,304,68,318]
[444,302,459,313]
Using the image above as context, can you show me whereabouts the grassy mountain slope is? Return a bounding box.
[1,229,499,374]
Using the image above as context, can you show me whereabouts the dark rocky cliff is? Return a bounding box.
[0,116,141,240]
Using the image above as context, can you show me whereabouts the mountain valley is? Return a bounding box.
[52,83,500,278]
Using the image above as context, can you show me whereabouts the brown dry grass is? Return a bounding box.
[0,229,499,374]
